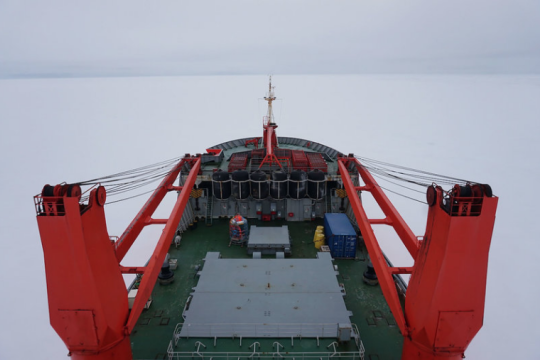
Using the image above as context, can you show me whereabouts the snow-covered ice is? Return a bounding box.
[1,75,538,359]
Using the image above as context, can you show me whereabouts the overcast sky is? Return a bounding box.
[1,0,540,78]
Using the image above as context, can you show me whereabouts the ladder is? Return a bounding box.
[326,191,333,214]
[205,190,213,226]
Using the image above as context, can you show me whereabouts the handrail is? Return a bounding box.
[171,323,366,360]
[174,322,339,338]
[167,350,364,360]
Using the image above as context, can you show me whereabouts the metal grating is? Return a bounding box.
[291,150,309,171]
[228,153,249,172]
[306,152,328,173]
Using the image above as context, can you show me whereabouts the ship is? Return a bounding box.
[34,78,498,360]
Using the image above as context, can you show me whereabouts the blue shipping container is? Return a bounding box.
[324,213,357,258]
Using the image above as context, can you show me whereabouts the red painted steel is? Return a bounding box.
[402,186,498,359]
[389,267,414,275]
[291,150,309,171]
[259,122,283,169]
[352,159,420,259]
[228,152,249,172]
[262,122,278,153]
[306,152,327,172]
[338,157,498,359]
[119,266,146,274]
[37,187,132,359]
[258,153,283,170]
[126,158,201,332]
[36,156,201,360]
[35,140,498,360]
[114,159,192,262]
[205,148,222,155]
[337,160,409,336]
[245,137,260,148]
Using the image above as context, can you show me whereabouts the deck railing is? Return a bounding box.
[169,323,365,360]
[167,346,365,360]
[174,323,341,340]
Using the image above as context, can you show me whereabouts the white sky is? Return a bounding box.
[1,0,540,77]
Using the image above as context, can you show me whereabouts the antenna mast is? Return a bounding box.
[264,76,276,125]
[259,76,282,170]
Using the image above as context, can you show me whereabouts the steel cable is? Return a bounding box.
[353,155,478,204]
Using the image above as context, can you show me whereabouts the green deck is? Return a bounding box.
[130,219,403,360]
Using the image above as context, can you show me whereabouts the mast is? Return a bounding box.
[259,76,282,170]
[264,76,276,125]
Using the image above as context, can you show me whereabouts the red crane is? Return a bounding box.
[34,90,497,359]
[35,155,201,360]
[338,156,498,359]
[35,154,497,360]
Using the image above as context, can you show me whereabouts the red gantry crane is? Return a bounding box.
[35,156,201,360]
[337,157,498,359]
[35,82,497,359]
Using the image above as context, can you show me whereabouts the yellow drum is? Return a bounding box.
[313,232,325,249]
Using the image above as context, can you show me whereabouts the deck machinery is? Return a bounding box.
[35,79,498,360]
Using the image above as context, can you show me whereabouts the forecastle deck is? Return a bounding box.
[130,219,403,360]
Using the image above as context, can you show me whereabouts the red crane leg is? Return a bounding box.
[114,159,190,262]
[403,187,498,359]
[352,159,420,259]
[37,188,131,360]
[36,156,201,359]
[125,158,201,332]
[337,160,409,336]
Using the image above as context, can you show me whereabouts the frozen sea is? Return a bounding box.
[0,74,539,359]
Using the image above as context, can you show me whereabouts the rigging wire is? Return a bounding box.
[352,155,478,205]
[106,189,159,205]
[69,151,476,206]
[75,156,184,204]
[369,172,427,194]
[375,184,428,205]
[356,155,471,184]
[76,156,182,185]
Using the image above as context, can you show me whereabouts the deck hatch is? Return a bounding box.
[247,225,291,256]
[180,252,351,338]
